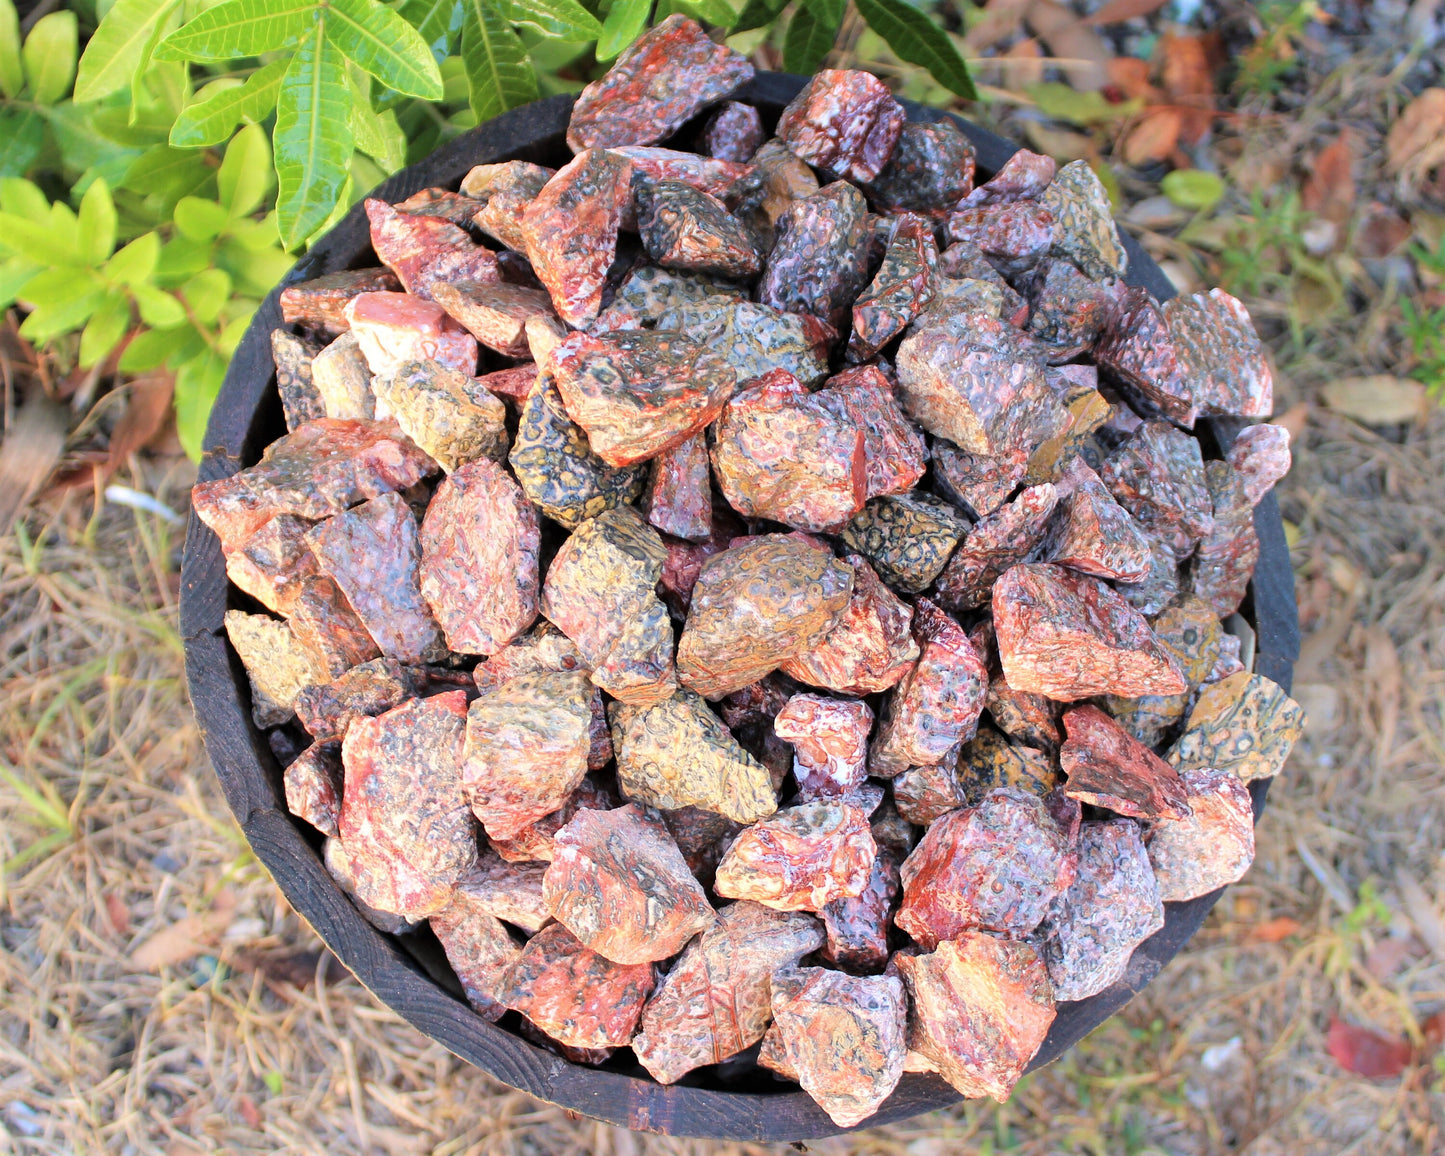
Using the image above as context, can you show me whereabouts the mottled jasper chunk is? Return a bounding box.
[365,198,499,302]
[432,281,555,358]
[1165,288,1273,418]
[396,186,486,225]
[776,69,905,183]
[609,690,777,824]
[224,610,330,727]
[954,728,1060,808]
[704,101,765,162]
[473,187,535,253]
[774,694,874,800]
[1190,459,1260,617]
[840,493,967,595]
[655,298,832,387]
[710,369,866,533]
[714,799,877,912]
[310,332,374,421]
[1226,422,1291,506]
[864,120,976,217]
[780,555,919,696]
[489,778,615,863]
[1025,377,1110,486]
[893,758,968,826]
[758,181,871,330]
[820,849,899,971]
[279,267,401,336]
[1099,420,1213,562]
[224,513,318,615]
[551,329,738,468]
[1093,288,1194,425]
[1147,768,1256,902]
[509,374,647,529]
[636,180,761,278]
[1041,819,1163,1002]
[1169,672,1304,782]
[498,923,655,1048]
[287,575,381,676]
[478,364,540,404]
[566,15,753,150]
[946,202,1054,278]
[543,804,715,964]
[593,264,744,331]
[608,147,753,202]
[632,901,823,1084]
[1040,159,1129,281]
[815,366,927,500]
[1105,598,1221,746]
[643,435,711,542]
[430,888,522,1020]
[283,741,343,836]
[938,240,1030,325]
[769,968,907,1127]
[731,139,821,250]
[324,837,419,936]
[959,149,1056,208]
[658,508,742,614]
[377,360,509,473]
[931,439,1027,520]
[934,484,1058,611]
[306,493,445,665]
[1027,260,1118,359]
[521,149,633,327]
[971,620,1063,751]
[294,658,417,741]
[344,292,478,379]
[870,600,989,776]
[849,215,939,360]
[677,535,854,700]
[1060,705,1190,819]
[992,564,1186,701]
[541,507,677,706]
[1044,460,1152,583]
[895,312,1065,458]
[895,932,1056,1102]
[271,330,325,430]
[338,692,476,918]
[460,159,554,201]
[896,787,1077,946]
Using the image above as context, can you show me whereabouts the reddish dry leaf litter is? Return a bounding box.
[194,36,1304,1128]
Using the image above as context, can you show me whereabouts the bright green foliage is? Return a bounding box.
[1161,169,1225,212]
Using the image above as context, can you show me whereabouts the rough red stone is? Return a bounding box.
[309,332,374,420]
[452,851,549,933]
[286,574,382,675]
[632,901,824,1084]
[1226,422,1291,506]
[1027,260,1118,358]
[931,438,1027,519]
[1146,768,1256,902]
[279,267,401,336]
[768,967,907,1127]
[543,803,715,964]
[714,799,878,912]
[863,120,976,217]
[773,694,874,800]
[1041,159,1129,281]
[933,483,1058,611]
[677,534,854,700]
[776,69,905,183]
[1060,704,1190,819]
[1099,420,1213,562]
[224,609,330,727]
[521,149,633,327]
[473,184,537,253]
[1093,288,1195,425]
[839,493,968,596]
[710,369,866,533]
[432,281,555,358]
[661,806,743,887]
[643,434,712,542]
[959,149,1056,208]
[1165,288,1273,417]
[430,885,522,1019]
[656,297,833,386]
[607,147,754,203]
[953,728,1060,809]
[1189,459,1260,617]
[731,139,820,250]
[1025,376,1110,486]
[1168,671,1305,782]
[489,778,616,863]
[992,563,1187,701]
[365,198,499,302]
[848,215,939,360]
[704,101,765,163]
[396,186,486,226]
[293,658,417,741]
[551,329,738,468]
[820,849,899,971]
[338,692,475,918]
[937,240,1030,325]
[896,787,1077,946]
[609,689,777,823]
[1043,460,1152,583]
[324,837,418,936]
[758,181,871,330]
[271,330,326,430]
[343,291,478,379]
[283,741,343,837]
[636,179,761,278]
[498,923,655,1047]
[657,508,743,615]
[814,366,927,500]
[1104,597,1221,746]
[946,202,1055,278]
[970,620,1064,752]
[223,513,318,615]
[477,364,539,404]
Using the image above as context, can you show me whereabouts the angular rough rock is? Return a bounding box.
[863,120,976,217]
[632,901,824,1084]
[1060,704,1190,819]
[849,215,939,360]
[283,741,343,837]
[271,329,326,430]
[969,620,1063,752]
[731,139,821,249]
[954,728,1060,809]
[592,264,745,331]
[870,599,988,776]
[432,280,555,358]
[279,267,401,336]
[1169,672,1305,782]
[773,694,874,800]
[893,758,969,827]
[609,689,777,823]
[338,691,475,918]
[931,438,1027,520]
[820,849,899,971]
[294,658,417,741]
[1043,460,1152,583]
[776,69,905,183]
[840,493,967,595]
[306,493,446,666]
[992,563,1186,701]
[224,609,331,728]
[643,434,712,542]
[540,507,677,706]
[1104,598,1222,747]
[933,483,1058,611]
[1093,288,1195,425]
[657,508,742,614]
[286,575,381,676]
[223,513,319,615]
[489,778,616,863]
[758,181,871,330]
[1165,288,1273,418]
[1024,378,1110,486]
[461,159,554,202]
[704,101,765,162]
[1040,159,1129,281]
[677,535,854,700]
[608,146,753,202]
[430,887,522,1019]
[959,149,1055,208]
[477,364,539,404]
[714,799,877,912]
[1147,768,1256,902]
[1027,260,1118,359]
[566,15,753,151]
[521,149,633,327]
[636,179,761,278]
[894,931,1056,1102]
[543,804,715,964]
[449,853,549,933]
[938,240,1030,324]
[324,837,418,936]
[662,806,743,886]
[1041,819,1163,1002]
[551,329,738,468]
[396,186,486,226]
[768,968,907,1127]
[366,198,499,302]
[1190,459,1260,618]
[508,374,648,529]
[710,369,866,533]
[655,298,832,386]
[343,292,479,379]
[1114,536,1182,619]
[1226,422,1292,506]
[896,787,1077,946]
[473,184,536,253]
[946,202,1054,278]
[375,359,508,473]
[310,332,374,421]
[815,365,927,500]
[1099,420,1213,562]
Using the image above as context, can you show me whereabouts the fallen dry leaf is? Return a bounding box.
[1273,403,1310,441]
[966,0,1034,52]
[1393,866,1445,958]
[1002,37,1045,88]
[106,374,175,474]
[1026,0,1110,90]
[128,891,236,971]
[1159,32,1215,145]
[1106,56,1158,101]
[0,393,67,528]
[1385,88,1445,182]
[1364,626,1401,763]
[1251,916,1303,942]
[103,892,131,938]
[1301,131,1357,228]
[1123,107,1183,166]
[1354,207,1412,259]
[1320,376,1428,425]
[1364,937,1413,982]
[237,1095,262,1130]
[1327,1016,1412,1079]
[1085,0,1169,24]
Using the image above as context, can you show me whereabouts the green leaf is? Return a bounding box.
[730,0,785,31]
[170,59,287,148]
[1162,168,1226,212]
[853,0,976,99]
[666,0,735,26]
[18,278,105,342]
[218,122,273,217]
[399,0,463,62]
[0,211,81,265]
[507,0,602,41]
[459,0,538,123]
[13,266,94,309]
[120,145,215,206]
[782,0,840,74]
[0,0,23,99]
[0,254,39,309]
[0,107,44,178]
[349,75,406,173]
[23,11,78,105]
[129,9,186,123]
[595,0,649,60]
[1024,81,1135,127]
[118,326,177,371]
[132,282,188,327]
[173,195,230,240]
[327,0,443,100]
[154,0,315,62]
[77,178,117,264]
[75,0,178,101]
[42,103,146,184]
[180,267,231,323]
[0,177,47,219]
[273,17,353,249]
[175,345,227,460]
[104,231,161,285]
[79,294,131,367]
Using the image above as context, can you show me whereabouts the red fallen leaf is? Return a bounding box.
[1085,0,1169,25]
[1250,916,1302,942]
[1159,32,1215,146]
[1354,206,1412,259]
[106,373,176,474]
[237,1094,262,1129]
[1122,107,1183,166]
[1422,1011,1445,1052]
[1327,1016,1412,1079]
[1301,131,1357,227]
[104,893,131,937]
[1106,56,1159,102]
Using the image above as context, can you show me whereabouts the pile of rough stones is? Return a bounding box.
[193,15,1306,1128]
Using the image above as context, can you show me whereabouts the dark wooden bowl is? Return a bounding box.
[179,73,1301,1141]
